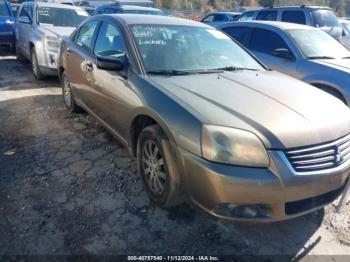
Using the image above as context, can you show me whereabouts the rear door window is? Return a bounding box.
[282,10,306,25]
[213,14,228,22]
[222,26,252,47]
[256,10,277,21]
[250,28,289,55]
[0,0,10,16]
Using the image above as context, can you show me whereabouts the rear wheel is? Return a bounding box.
[137,125,183,208]
[61,71,81,113]
[31,47,45,80]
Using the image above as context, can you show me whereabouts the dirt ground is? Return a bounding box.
[0,46,349,260]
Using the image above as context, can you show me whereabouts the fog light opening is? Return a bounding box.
[214,203,271,219]
[49,54,56,65]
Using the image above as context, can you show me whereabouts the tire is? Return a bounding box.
[137,125,183,208]
[16,43,26,62]
[61,71,82,113]
[31,47,45,80]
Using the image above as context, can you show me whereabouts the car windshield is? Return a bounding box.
[312,9,340,28]
[0,0,10,16]
[124,10,164,15]
[288,28,350,59]
[130,25,263,73]
[37,7,89,27]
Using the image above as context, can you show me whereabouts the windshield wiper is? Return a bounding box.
[306,56,335,60]
[212,66,259,71]
[146,70,194,76]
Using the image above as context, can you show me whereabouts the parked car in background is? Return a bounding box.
[10,3,19,16]
[236,6,342,39]
[59,15,350,222]
[84,5,95,15]
[89,0,156,8]
[94,2,163,15]
[201,11,241,26]
[15,2,89,79]
[0,0,15,51]
[219,21,350,105]
[340,19,350,50]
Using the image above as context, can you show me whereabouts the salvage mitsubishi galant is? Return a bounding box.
[59,14,350,222]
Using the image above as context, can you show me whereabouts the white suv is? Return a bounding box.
[237,6,342,40]
[15,2,89,79]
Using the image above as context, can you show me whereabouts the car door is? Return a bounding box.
[221,26,252,49]
[89,21,136,140]
[64,20,100,109]
[16,4,33,58]
[248,28,298,77]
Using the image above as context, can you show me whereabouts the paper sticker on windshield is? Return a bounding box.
[207,29,230,40]
[75,10,88,16]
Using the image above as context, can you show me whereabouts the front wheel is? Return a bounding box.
[137,125,183,208]
[16,43,26,62]
[31,48,45,80]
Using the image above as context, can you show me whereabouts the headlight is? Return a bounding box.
[202,125,269,167]
[44,35,60,50]
[5,19,15,25]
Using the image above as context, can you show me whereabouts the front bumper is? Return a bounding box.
[34,41,60,76]
[179,148,349,222]
[0,31,14,45]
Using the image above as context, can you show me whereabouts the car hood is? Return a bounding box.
[313,58,350,72]
[149,70,350,149]
[39,24,76,37]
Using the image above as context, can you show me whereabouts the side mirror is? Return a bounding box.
[272,48,294,60]
[18,16,31,24]
[96,54,126,71]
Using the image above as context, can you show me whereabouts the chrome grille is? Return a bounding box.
[285,134,350,173]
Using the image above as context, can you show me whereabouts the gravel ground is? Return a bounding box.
[0,46,349,260]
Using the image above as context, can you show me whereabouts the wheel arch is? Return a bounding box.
[129,112,176,157]
[309,82,347,105]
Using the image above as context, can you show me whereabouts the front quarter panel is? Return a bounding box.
[128,74,204,157]
[298,60,350,99]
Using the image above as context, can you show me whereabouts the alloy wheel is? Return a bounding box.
[142,140,167,195]
[63,76,72,108]
[31,52,38,77]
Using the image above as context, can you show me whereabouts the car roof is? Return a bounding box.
[108,14,211,27]
[209,11,241,15]
[34,2,86,10]
[258,5,331,11]
[221,20,314,30]
[98,4,160,11]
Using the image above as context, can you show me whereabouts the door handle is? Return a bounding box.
[86,62,93,72]
[66,48,71,56]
